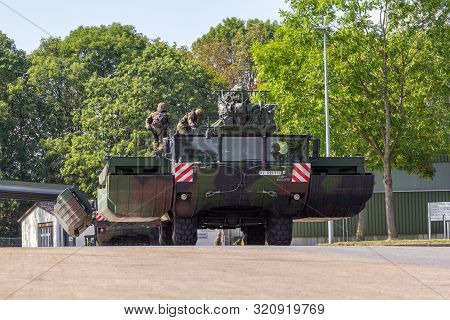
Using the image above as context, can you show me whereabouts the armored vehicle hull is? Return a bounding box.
[162,89,375,245]
[173,160,374,227]
[168,132,374,245]
[95,220,159,246]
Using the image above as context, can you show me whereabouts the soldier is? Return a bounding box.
[145,102,170,150]
[270,142,286,163]
[176,108,203,134]
[214,230,223,246]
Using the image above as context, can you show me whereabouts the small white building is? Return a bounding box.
[18,202,95,247]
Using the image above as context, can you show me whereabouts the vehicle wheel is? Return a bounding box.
[159,221,173,245]
[266,216,292,246]
[96,238,112,246]
[172,216,197,245]
[243,225,266,245]
[149,226,160,245]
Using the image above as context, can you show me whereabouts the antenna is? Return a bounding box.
[205,116,212,139]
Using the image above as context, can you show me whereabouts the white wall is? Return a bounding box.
[76,225,95,246]
[21,207,59,247]
[21,206,95,247]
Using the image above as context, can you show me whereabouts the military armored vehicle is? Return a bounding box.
[0,88,374,246]
[157,88,374,245]
[51,156,169,245]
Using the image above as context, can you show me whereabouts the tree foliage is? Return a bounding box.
[253,0,449,238]
[27,23,149,137]
[0,32,34,236]
[0,24,216,233]
[192,18,277,88]
[49,40,214,196]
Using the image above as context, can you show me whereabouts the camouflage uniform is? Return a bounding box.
[146,102,170,150]
[176,108,203,134]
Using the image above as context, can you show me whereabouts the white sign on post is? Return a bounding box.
[428,202,450,221]
[427,202,450,239]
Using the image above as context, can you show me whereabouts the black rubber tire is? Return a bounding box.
[266,216,293,246]
[96,239,111,246]
[172,216,197,245]
[159,221,174,246]
[149,226,160,245]
[243,225,266,245]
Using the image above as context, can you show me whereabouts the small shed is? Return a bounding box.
[18,202,95,247]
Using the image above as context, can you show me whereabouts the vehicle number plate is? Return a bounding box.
[259,171,282,176]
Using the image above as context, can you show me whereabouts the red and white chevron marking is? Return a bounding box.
[95,212,106,222]
[174,163,194,183]
[292,163,311,183]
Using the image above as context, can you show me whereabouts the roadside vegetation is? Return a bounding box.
[322,239,450,246]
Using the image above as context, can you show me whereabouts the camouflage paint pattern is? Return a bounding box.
[97,157,173,222]
[304,173,374,219]
[54,187,92,236]
[173,154,373,228]
[173,163,309,218]
[96,220,159,245]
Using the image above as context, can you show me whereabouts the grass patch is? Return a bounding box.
[320,239,450,247]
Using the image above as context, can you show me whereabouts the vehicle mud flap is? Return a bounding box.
[105,175,173,221]
[304,174,374,219]
[54,187,92,237]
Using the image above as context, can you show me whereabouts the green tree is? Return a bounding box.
[0,25,150,236]
[24,23,150,184]
[0,32,34,237]
[50,40,214,196]
[253,0,449,239]
[0,33,27,100]
[28,23,149,137]
[192,18,277,88]
[0,32,28,155]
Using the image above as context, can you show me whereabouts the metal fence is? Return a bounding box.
[0,237,21,247]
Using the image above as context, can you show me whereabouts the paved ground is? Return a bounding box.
[1,246,449,300]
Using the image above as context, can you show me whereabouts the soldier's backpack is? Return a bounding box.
[151,111,169,131]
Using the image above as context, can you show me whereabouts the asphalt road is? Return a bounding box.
[1,246,449,300]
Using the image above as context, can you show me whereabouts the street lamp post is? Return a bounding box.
[316,23,333,244]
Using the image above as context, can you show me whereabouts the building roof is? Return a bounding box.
[0,180,69,202]
[37,202,55,213]
[17,202,55,223]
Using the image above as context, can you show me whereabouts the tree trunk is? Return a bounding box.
[356,207,367,241]
[383,159,397,240]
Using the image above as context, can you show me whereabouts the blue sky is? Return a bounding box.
[0,0,288,53]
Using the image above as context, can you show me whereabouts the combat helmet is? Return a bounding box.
[195,108,203,117]
[157,102,167,112]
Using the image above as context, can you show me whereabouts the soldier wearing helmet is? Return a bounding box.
[270,142,286,163]
[176,108,203,134]
[145,102,170,150]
